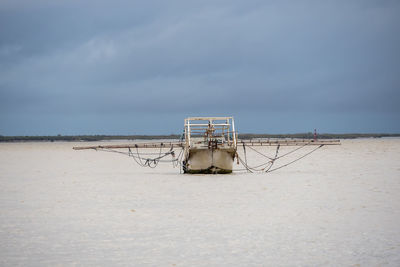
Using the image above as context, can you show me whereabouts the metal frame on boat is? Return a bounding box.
[73,116,340,174]
[182,117,237,174]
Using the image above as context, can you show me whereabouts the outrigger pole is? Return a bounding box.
[73,117,340,174]
[238,139,341,146]
[73,141,183,150]
[72,139,340,150]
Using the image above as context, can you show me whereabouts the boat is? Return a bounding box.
[182,117,237,174]
[73,116,340,174]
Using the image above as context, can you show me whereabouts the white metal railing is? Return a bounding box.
[184,117,236,149]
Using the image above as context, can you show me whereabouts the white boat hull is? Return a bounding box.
[184,148,236,174]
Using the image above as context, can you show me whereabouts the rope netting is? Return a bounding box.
[95,145,184,170]
[234,142,324,173]
[93,141,324,174]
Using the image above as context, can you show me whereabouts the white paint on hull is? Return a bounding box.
[187,148,235,172]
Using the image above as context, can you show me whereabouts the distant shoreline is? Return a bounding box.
[1,133,400,142]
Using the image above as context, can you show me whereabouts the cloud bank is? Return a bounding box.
[1,0,399,134]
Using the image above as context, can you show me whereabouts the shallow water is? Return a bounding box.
[1,139,400,266]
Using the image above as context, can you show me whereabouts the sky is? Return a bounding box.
[0,0,399,135]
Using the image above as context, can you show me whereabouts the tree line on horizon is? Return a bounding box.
[1,133,399,142]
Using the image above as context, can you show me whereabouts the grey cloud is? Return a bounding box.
[0,0,399,134]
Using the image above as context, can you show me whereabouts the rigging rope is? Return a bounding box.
[264,144,280,172]
[242,143,252,173]
[245,145,275,160]
[234,142,323,173]
[93,146,182,169]
[266,145,324,173]
[93,140,324,174]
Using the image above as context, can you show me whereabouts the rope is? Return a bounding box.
[242,143,251,172]
[233,142,324,173]
[92,139,323,174]
[266,145,324,173]
[236,154,254,172]
[275,140,312,160]
[93,146,182,168]
[264,144,280,172]
[246,145,275,160]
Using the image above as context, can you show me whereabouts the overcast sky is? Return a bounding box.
[0,0,399,135]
